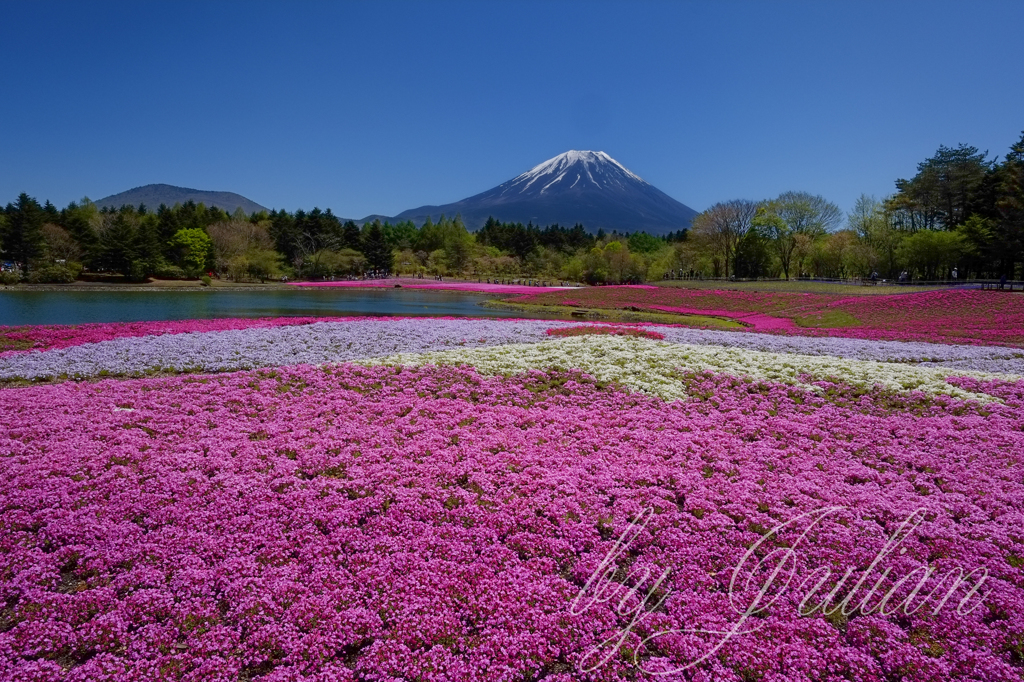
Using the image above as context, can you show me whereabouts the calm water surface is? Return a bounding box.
[0,289,558,326]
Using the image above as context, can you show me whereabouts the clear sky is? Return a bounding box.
[2,0,1022,221]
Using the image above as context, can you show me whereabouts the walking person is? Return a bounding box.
[952,267,958,281]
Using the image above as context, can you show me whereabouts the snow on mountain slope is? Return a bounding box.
[504,151,647,195]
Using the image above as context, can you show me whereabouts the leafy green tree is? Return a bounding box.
[751,205,793,278]
[808,230,860,278]
[40,224,81,263]
[444,228,473,273]
[690,200,758,278]
[847,194,904,278]
[246,249,284,283]
[956,215,995,277]
[627,232,662,254]
[384,220,418,250]
[775,191,842,237]
[60,199,100,264]
[207,219,274,272]
[426,249,447,275]
[897,230,966,280]
[227,249,284,283]
[733,227,772,278]
[414,215,446,253]
[169,228,214,275]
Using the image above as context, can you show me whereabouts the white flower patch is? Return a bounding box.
[365,335,1016,403]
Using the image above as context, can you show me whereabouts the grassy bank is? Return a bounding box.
[482,300,746,328]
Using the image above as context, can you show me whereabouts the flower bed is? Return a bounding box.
[2,350,1023,679]
[367,335,1014,402]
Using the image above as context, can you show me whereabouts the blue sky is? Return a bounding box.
[2,1,1022,221]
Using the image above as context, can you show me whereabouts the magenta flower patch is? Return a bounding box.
[1,361,1023,680]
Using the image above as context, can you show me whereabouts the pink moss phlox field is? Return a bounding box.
[513,287,1024,346]
[796,290,1024,346]
[514,285,827,315]
[645,305,797,331]
[0,318,339,357]
[290,278,574,295]
[2,364,1024,680]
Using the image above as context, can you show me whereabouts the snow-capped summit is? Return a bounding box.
[390,150,697,235]
[505,150,649,195]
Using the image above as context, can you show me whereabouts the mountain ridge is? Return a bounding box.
[95,184,268,214]
[95,152,698,235]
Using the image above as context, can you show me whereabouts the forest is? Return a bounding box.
[2,131,1022,286]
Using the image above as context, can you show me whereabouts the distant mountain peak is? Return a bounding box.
[95,184,268,214]
[388,150,697,235]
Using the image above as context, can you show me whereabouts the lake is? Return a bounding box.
[0,288,555,326]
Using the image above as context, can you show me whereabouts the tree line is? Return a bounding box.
[2,130,1021,286]
[687,131,1024,281]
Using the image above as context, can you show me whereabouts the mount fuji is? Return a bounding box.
[389,151,698,235]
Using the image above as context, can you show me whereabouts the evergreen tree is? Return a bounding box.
[415,215,445,252]
[60,200,100,268]
[94,212,140,276]
[269,209,298,262]
[995,131,1024,277]
[890,144,996,230]
[362,221,393,272]
[156,204,183,261]
[135,213,164,272]
[342,220,361,249]
[2,193,47,271]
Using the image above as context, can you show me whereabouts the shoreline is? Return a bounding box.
[0,282,290,293]
[0,278,575,294]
